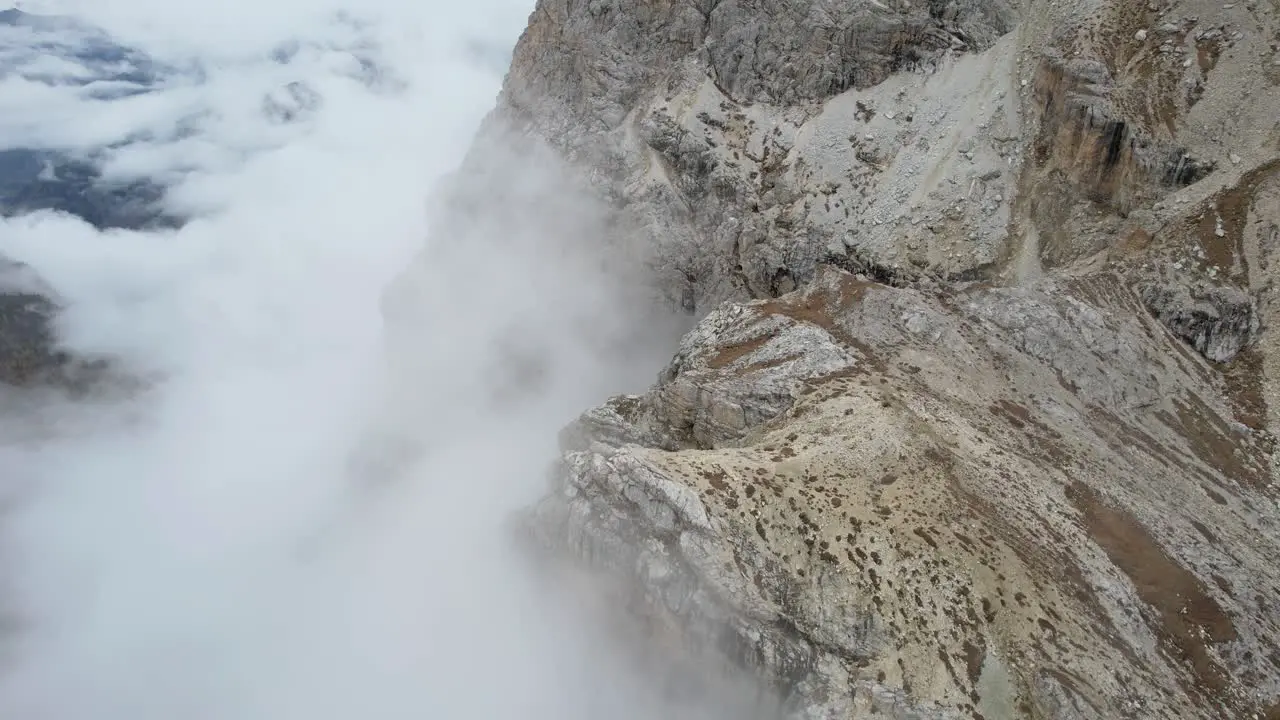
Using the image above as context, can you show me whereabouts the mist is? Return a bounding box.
[0,2,732,719]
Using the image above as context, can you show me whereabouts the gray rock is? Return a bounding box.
[490,0,1023,313]
[1140,280,1259,362]
[378,0,1280,716]
[526,267,1280,719]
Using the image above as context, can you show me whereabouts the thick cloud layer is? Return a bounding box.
[0,2,735,719]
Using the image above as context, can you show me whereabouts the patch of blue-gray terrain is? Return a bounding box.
[0,8,180,231]
[0,9,167,385]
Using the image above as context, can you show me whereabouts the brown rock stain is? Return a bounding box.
[1065,482,1237,707]
[707,334,773,369]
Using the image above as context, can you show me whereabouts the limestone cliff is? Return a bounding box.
[385,0,1280,717]
[532,266,1280,718]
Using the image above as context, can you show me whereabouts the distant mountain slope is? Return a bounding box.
[0,8,177,230]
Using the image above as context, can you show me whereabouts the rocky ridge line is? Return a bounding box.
[381,0,1280,716]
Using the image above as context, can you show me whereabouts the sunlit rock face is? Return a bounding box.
[424,0,1280,716]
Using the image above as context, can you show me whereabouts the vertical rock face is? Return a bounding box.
[382,0,1280,716]
[1138,280,1258,362]
[496,0,1025,313]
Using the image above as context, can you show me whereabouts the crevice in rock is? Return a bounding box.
[820,248,914,289]
[1138,280,1259,363]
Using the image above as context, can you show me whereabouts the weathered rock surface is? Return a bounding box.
[528,266,1280,718]
[1139,279,1258,362]
[498,0,1029,312]
[380,0,1280,716]
[490,0,1280,320]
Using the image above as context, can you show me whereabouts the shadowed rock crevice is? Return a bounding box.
[1139,281,1258,362]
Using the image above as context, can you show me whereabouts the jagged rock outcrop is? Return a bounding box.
[527,266,1279,719]
[496,0,1028,312]
[492,0,1280,307]
[1139,280,1258,362]
[380,0,1280,717]
[488,0,1280,323]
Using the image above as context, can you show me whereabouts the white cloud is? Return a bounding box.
[0,1,742,717]
[0,0,749,718]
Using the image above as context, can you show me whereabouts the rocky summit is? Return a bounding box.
[379,0,1280,717]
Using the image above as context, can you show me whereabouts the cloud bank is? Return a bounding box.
[0,1,740,719]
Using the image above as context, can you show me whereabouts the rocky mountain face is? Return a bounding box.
[0,257,66,386]
[0,256,109,390]
[532,266,1279,719]
[0,9,182,391]
[381,0,1280,717]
